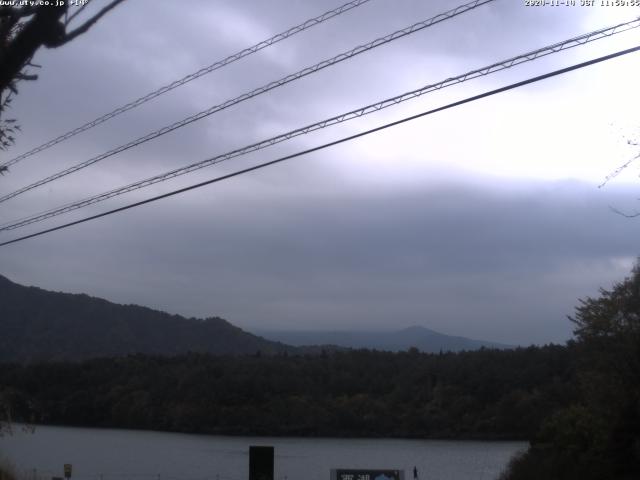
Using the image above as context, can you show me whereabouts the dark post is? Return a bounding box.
[249,445,274,480]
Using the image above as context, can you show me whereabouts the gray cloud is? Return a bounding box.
[1,177,638,345]
[1,0,639,346]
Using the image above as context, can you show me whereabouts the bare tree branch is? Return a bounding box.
[62,0,126,44]
[609,206,640,218]
[599,151,640,189]
[15,72,38,81]
[0,6,67,92]
[65,1,92,26]
[0,1,127,153]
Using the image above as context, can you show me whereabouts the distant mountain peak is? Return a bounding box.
[256,327,513,353]
[400,325,438,334]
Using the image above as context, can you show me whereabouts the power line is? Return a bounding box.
[0,0,375,169]
[0,0,495,205]
[2,18,638,233]
[2,44,638,248]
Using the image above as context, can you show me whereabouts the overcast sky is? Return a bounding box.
[1,0,640,345]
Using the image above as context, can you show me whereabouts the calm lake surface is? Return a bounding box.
[0,425,525,480]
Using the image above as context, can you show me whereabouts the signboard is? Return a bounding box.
[332,469,404,480]
[63,465,72,479]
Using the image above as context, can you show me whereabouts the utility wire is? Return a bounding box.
[1,44,638,248]
[2,18,638,233]
[0,0,375,169]
[0,0,495,205]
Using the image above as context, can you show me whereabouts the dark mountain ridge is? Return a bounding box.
[0,274,290,362]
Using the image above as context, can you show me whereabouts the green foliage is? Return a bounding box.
[0,345,575,439]
[572,262,640,340]
[502,260,640,480]
[535,405,608,458]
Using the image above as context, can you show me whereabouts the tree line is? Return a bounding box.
[1,344,574,439]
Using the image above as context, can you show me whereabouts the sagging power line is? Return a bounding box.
[2,18,638,233]
[0,0,375,169]
[2,44,638,248]
[0,0,495,205]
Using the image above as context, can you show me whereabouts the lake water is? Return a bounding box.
[0,425,525,480]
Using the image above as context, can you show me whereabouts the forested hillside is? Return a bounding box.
[0,345,574,439]
[0,275,290,361]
